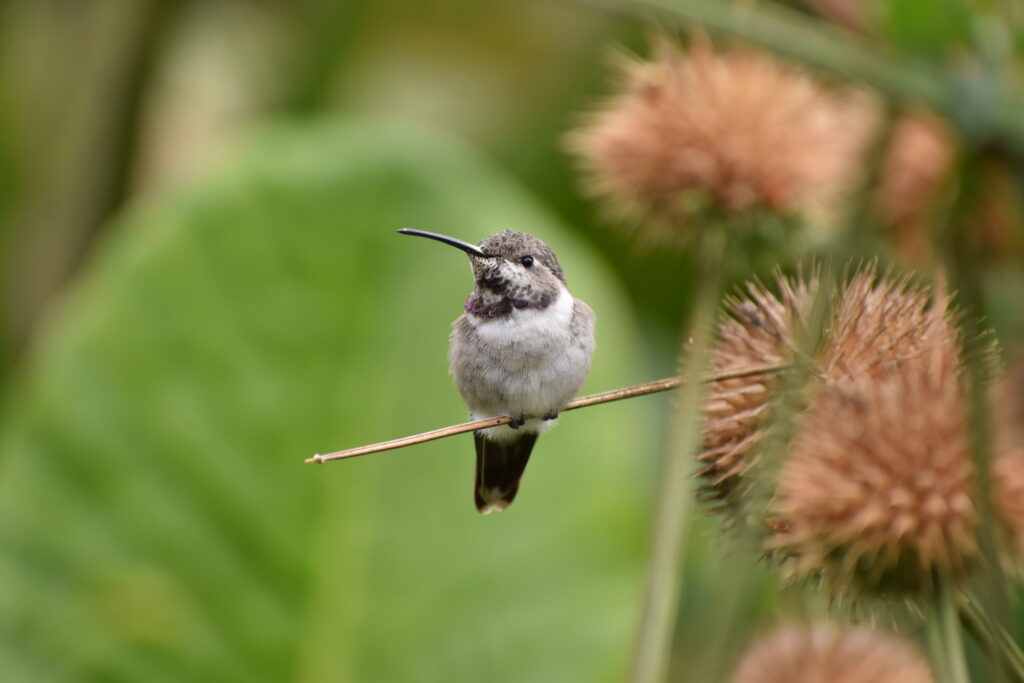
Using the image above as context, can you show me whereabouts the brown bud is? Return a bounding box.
[729,623,934,683]
[774,338,978,591]
[699,267,944,507]
[566,40,874,242]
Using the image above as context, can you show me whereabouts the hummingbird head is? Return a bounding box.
[398,228,566,318]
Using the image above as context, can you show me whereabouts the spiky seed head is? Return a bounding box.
[995,363,1024,556]
[729,623,934,683]
[699,266,945,506]
[876,114,1021,264]
[819,268,951,383]
[973,162,1024,261]
[773,334,979,592]
[566,40,874,242]
[876,112,955,263]
[698,274,813,502]
[702,265,1022,591]
[996,449,1024,559]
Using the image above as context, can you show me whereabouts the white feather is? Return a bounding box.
[453,286,594,444]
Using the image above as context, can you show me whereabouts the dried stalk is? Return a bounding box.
[306,362,789,464]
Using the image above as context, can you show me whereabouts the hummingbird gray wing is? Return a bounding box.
[473,431,539,514]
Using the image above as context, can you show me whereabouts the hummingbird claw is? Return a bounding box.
[542,411,558,421]
[509,416,525,429]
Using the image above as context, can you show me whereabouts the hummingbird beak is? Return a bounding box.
[397,229,494,258]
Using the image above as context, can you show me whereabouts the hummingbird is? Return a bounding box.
[398,228,596,513]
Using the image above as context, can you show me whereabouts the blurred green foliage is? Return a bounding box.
[1,0,1024,681]
[0,0,698,375]
[0,121,665,681]
[884,0,973,58]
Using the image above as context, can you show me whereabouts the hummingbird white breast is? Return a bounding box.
[449,285,595,444]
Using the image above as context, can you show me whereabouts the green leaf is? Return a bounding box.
[0,121,660,682]
[883,0,972,58]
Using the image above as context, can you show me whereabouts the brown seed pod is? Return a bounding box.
[995,450,1024,558]
[995,362,1024,557]
[702,266,1021,592]
[698,274,812,502]
[729,623,934,683]
[875,112,955,264]
[876,114,1021,265]
[566,39,874,242]
[699,266,945,507]
[773,337,978,592]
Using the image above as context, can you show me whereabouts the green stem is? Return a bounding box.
[936,157,1010,683]
[929,582,972,683]
[944,585,973,683]
[629,229,727,683]
[960,592,1024,683]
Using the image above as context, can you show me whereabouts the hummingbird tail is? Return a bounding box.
[473,431,539,514]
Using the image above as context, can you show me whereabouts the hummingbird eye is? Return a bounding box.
[520,256,534,268]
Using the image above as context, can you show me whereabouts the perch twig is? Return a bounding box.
[306,362,789,464]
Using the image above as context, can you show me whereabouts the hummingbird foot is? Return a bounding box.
[542,411,558,421]
[508,415,526,429]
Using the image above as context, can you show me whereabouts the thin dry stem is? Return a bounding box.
[307,363,789,464]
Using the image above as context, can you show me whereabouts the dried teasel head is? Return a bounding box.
[699,266,946,507]
[972,161,1024,260]
[875,111,955,263]
[729,623,934,683]
[566,39,874,243]
[698,273,813,503]
[995,441,1024,560]
[771,318,1024,592]
[702,264,1020,592]
[995,362,1024,557]
[820,268,951,382]
[877,113,1021,264]
[772,335,979,592]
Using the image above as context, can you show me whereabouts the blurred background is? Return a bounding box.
[0,0,701,366]
[0,0,1022,682]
